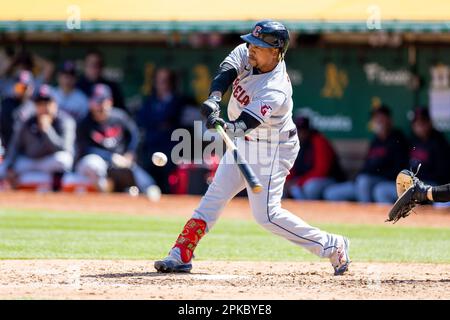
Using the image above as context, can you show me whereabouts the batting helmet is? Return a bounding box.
[240,20,290,59]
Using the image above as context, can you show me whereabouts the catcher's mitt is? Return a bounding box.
[395,169,415,197]
[386,166,421,224]
[386,185,416,223]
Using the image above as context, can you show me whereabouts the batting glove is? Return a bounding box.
[201,97,220,118]
[205,110,226,130]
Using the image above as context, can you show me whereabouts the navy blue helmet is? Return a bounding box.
[240,20,290,59]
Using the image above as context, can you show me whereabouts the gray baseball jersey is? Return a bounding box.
[223,43,296,140]
[191,44,345,261]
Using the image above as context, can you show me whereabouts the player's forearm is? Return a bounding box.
[125,127,140,154]
[225,111,261,136]
[209,63,238,96]
[430,184,450,202]
[40,126,66,152]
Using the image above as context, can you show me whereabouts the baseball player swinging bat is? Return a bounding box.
[155,20,351,276]
[215,124,263,193]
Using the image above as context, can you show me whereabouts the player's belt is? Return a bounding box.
[287,128,297,138]
[244,128,297,143]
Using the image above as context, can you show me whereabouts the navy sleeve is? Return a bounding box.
[235,110,262,130]
[39,116,76,155]
[210,63,238,96]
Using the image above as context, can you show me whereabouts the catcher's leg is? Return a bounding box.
[154,150,245,273]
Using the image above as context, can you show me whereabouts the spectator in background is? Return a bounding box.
[324,105,409,203]
[73,84,158,196]
[0,85,75,191]
[288,116,345,200]
[76,50,126,112]
[0,70,36,149]
[408,107,450,185]
[0,50,53,99]
[366,107,450,204]
[53,60,89,122]
[136,68,182,193]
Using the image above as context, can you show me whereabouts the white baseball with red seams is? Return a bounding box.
[190,43,347,260]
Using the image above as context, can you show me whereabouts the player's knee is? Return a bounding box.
[355,174,375,202]
[251,205,280,226]
[303,180,324,200]
[53,151,74,171]
[373,186,382,203]
[373,183,396,204]
[355,174,372,189]
[76,154,108,178]
[323,186,340,201]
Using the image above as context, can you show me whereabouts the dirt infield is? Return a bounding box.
[0,191,449,299]
[0,260,449,300]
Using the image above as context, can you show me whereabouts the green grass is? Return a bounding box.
[0,208,449,263]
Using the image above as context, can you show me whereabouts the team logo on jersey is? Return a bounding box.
[260,104,272,118]
[232,77,250,106]
[252,26,262,37]
[91,126,123,148]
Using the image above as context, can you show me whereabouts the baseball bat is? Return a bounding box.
[215,124,263,193]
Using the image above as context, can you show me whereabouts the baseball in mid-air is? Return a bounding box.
[152,152,168,167]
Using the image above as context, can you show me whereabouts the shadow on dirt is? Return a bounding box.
[331,278,450,286]
[83,272,209,279]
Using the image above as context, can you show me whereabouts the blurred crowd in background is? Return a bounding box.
[288,106,450,204]
[0,48,449,204]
